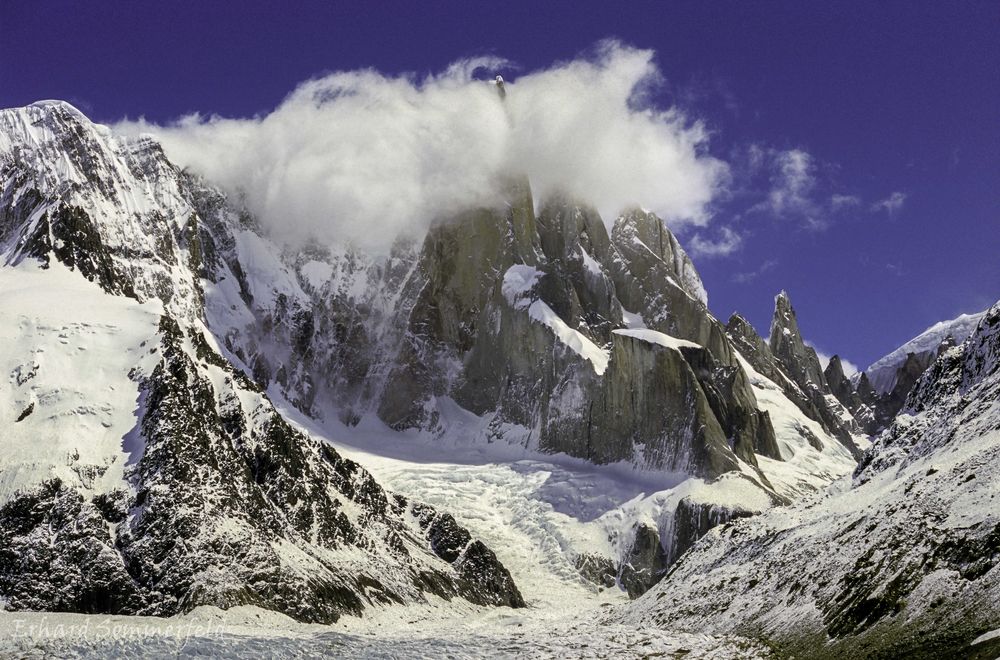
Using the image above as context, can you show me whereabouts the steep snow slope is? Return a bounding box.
[864,309,986,394]
[0,260,162,504]
[733,353,861,498]
[619,303,1000,659]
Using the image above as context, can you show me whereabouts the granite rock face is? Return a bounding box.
[449,200,779,479]
[767,292,862,457]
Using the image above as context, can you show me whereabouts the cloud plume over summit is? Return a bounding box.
[116,42,727,251]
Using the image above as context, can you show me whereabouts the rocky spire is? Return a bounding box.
[766,292,862,457]
[769,291,828,393]
[825,356,878,435]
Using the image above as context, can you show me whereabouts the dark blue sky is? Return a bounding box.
[2,1,997,368]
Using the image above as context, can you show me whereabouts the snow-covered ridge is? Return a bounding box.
[0,100,204,320]
[863,309,987,393]
[619,302,1000,657]
[613,328,700,351]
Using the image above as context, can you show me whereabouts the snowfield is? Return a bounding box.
[0,261,163,505]
[0,605,770,658]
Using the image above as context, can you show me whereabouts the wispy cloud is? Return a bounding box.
[870,191,906,216]
[830,194,861,210]
[688,226,743,258]
[742,146,840,230]
[732,258,778,283]
[766,149,817,216]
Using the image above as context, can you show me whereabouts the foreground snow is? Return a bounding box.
[0,605,769,659]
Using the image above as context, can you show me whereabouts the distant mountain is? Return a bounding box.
[863,310,987,394]
[821,309,990,436]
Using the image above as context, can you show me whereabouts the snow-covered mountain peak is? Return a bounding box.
[862,308,988,394]
[1,101,205,319]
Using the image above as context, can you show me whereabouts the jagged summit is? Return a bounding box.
[725,297,863,458]
[494,75,506,100]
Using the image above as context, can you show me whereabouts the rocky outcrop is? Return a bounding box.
[769,292,827,391]
[618,523,669,599]
[0,317,524,622]
[600,475,787,600]
[824,355,878,434]
[587,332,739,476]
[620,303,1000,659]
[607,210,733,365]
[664,496,759,568]
[766,293,861,456]
[727,309,861,455]
[457,263,777,479]
[828,336,960,436]
[0,316,523,622]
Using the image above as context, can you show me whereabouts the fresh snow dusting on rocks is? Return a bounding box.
[616,304,1000,658]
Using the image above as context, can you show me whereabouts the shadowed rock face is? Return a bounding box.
[826,337,958,437]
[304,174,780,480]
[770,291,828,392]
[450,205,782,479]
[727,308,862,457]
[607,210,732,365]
[618,523,669,599]
[825,355,879,435]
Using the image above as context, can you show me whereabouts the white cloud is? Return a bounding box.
[768,149,816,215]
[870,191,906,216]
[830,194,860,209]
[745,147,830,230]
[688,226,743,258]
[115,41,728,252]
